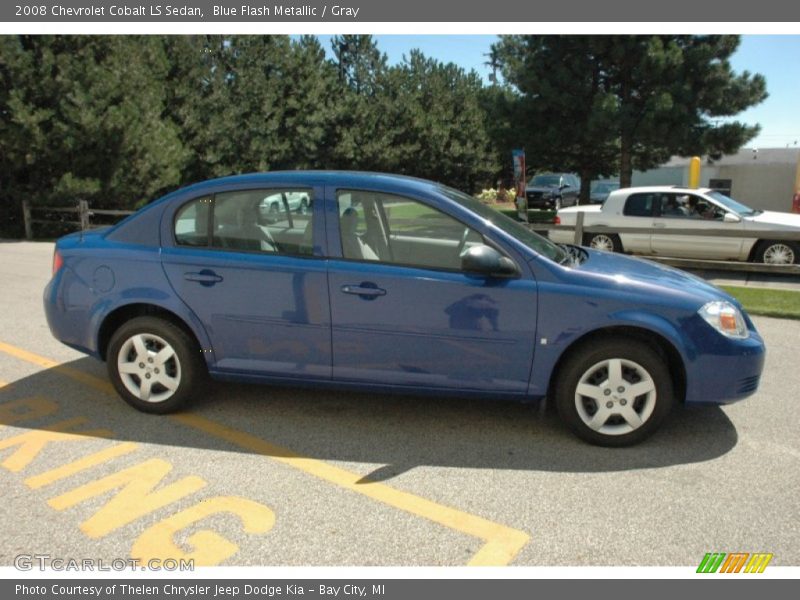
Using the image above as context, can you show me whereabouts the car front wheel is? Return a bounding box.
[107,316,205,414]
[554,339,674,446]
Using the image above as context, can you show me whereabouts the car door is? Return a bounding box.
[565,175,580,206]
[650,193,745,259]
[325,188,537,394]
[160,185,331,378]
[616,192,656,254]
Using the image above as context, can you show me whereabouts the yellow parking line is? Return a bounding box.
[0,341,114,395]
[0,340,530,566]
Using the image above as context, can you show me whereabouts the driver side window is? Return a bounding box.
[337,191,483,271]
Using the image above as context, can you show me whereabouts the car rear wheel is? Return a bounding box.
[755,241,798,265]
[585,233,622,253]
[107,317,205,414]
[554,339,674,446]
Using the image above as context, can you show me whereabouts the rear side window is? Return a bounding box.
[173,189,314,256]
[174,196,212,246]
[623,194,655,217]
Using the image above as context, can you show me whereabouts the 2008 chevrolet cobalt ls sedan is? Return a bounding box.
[44,172,765,446]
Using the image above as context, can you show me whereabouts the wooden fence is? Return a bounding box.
[22,199,134,240]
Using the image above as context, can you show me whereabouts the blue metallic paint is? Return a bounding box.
[44,171,766,408]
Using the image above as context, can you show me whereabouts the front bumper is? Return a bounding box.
[526,194,558,209]
[683,318,766,405]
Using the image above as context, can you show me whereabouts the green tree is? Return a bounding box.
[492,36,620,202]
[389,50,498,190]
[0,35,187,235]
[326,35,404,171]
[493,35,767,196]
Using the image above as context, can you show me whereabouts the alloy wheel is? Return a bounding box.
[117,333,182,403]
[573,358,657,436]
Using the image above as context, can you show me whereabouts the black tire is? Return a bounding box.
[584,232,622,253]
[754,240,799,265]
[106,316,206,414]
[554,338,675,447]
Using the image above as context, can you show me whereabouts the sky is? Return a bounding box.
[317,34,800,150]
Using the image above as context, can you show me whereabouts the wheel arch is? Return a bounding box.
[547,324,687,405]
[97,302,209,363]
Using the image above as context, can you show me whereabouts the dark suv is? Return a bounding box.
[522,173,580,210]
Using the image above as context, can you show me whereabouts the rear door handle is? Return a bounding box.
[653,222,666,228]
[341,284,387,298]
[184,270,223,286]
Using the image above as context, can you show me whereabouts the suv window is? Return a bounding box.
[337,190,483,271]
[623,193,656,217]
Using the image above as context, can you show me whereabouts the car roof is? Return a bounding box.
[611,186,713,195]
[170,170,445,199]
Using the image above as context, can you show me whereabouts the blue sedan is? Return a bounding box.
[44,172,765,446]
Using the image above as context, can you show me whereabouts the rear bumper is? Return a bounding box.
[43,272,98,358]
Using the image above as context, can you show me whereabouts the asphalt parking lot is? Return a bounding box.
[1,240,798,567]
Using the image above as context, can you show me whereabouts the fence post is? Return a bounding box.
[22,199,33,240]
[572,211,584,245]
[78,200,90,231]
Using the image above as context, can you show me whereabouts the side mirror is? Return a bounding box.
[561,183,571,189]
[461,245,518,278]
[723,212,742,223]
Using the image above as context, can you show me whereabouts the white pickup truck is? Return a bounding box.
[549,186,800,264]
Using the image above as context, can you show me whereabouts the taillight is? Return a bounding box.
[554,215,561,225]
[52,250,64,277]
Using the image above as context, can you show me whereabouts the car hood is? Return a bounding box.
[564,248,735,306]
[746,210,800,229]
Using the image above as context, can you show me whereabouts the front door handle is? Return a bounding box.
[652,222,666,228]
[184,270,223,286]
[341,283,387,299]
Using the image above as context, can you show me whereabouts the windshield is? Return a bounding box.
[707,191,760,216]
[592,183,619,193]
[438,186,570,264]
[529,175,561,187]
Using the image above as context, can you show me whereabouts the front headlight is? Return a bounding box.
[698,301,749,339]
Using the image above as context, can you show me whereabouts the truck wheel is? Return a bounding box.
[585,233,622,253]
[554,338,674,447]
[755,241,798,265]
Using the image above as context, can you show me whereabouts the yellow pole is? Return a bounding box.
[688,156,701,188]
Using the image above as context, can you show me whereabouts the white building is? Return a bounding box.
[631,148,800,212]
